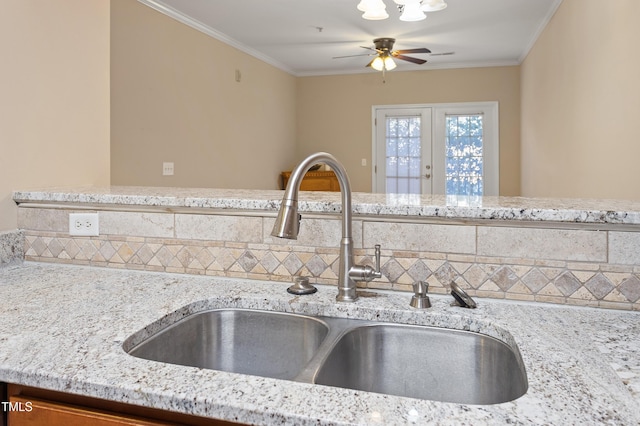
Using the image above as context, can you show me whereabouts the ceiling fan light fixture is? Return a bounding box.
[384,55,397,70]
[371,56,385,71]
[359,0,446,21]
[339,37,428,72]
[363,9,389,20]
[359,0,389,20]
[371,53,397,71]
[362,8,389,20]
[358,0,381,12]
[399,1,427,21]
[421,0,447,12]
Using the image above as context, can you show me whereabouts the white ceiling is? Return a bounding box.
[139,0,562,77]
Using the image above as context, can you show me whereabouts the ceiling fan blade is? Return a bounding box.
[429,51,455,56]
[394,54,427,65]
[360,46,380,52]
[394,48,431,54]
[333,53,376,59]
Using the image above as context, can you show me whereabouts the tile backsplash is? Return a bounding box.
[18,207,640,310]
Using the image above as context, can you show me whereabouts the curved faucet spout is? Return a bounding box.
[272,152,352,239]
[271,152,381,302]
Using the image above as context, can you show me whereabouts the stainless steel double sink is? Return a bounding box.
[125,308,528,405]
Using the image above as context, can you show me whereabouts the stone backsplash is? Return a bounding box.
[18,206,640,310]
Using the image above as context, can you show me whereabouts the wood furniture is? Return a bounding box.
[6,384,239,426]
[280,170,339,191]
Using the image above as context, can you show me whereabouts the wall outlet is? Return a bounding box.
[163,162,174,176]
[69,213,99,236]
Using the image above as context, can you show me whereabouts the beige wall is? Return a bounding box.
[296,67,521,194]
[0,0,110,232]
[521,0,640,199]
[110,0,297,189]
[110,1,519,194]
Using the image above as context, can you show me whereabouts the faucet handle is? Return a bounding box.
[373,244,382,278]
[348,244,382,282]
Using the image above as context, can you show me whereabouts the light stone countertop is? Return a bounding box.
[1,262,639,425]
[13,185,640,225]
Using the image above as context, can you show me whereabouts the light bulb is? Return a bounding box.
[371,56,385,71]
[384,56,397,70]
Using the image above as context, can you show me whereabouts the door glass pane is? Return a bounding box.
[385,116,421,194]
[445,114,483,196]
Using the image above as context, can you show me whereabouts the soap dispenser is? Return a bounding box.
[410,281,431,308]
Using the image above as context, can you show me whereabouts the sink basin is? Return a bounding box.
[126,307,527,404]
[313,324,528,404]
[127,309,329,380]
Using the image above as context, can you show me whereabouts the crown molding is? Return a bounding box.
[518,0,563,63]
[137,0,296,76]
[137,0,551,77]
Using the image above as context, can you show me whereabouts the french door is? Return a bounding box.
[374,108,433,194]
[373,103,499,196]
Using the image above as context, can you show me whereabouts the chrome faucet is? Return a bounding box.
[271,152,382,302]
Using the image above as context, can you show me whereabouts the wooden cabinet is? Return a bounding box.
[280,170,339,191]
[7,384,239,426]
[8,395,172,426]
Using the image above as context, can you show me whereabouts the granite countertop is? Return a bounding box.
[13,185,640,225]
[1,262,639,425]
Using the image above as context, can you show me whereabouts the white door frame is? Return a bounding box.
[374,107,433,194]
[372,102,499,195]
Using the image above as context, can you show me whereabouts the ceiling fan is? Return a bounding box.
[333,37,432,71]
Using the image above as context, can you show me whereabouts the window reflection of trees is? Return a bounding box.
[386,116,422,194]
[446,114,484,196]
